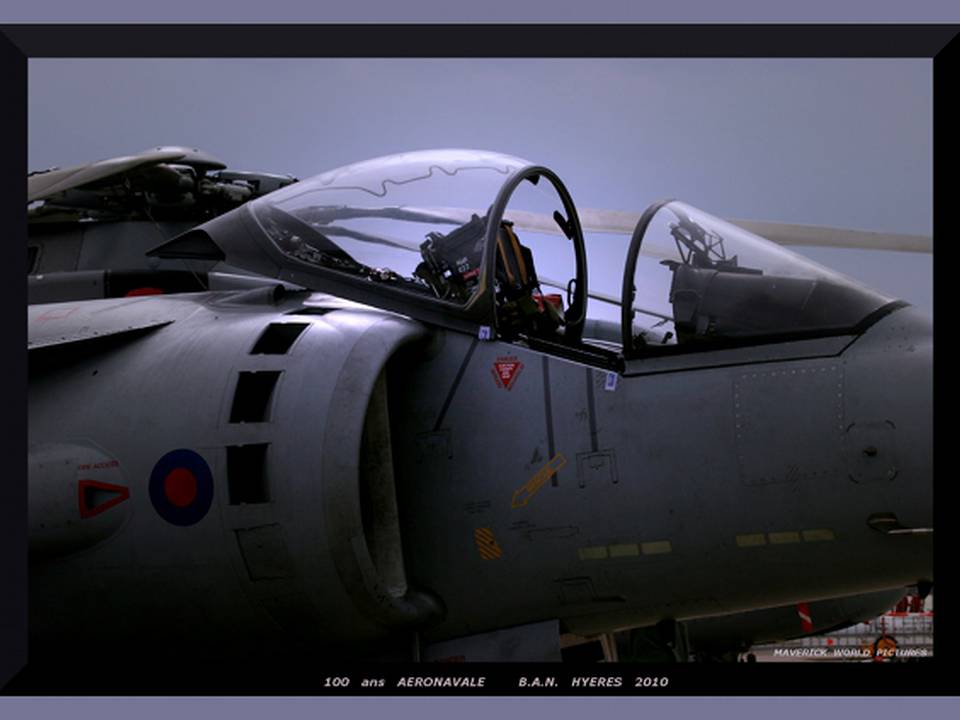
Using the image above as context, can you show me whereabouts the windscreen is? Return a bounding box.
[626,201,895,350]
[249,149,530,306]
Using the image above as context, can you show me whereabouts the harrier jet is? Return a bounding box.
[24,149,932,676]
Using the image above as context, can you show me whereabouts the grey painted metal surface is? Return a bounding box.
[682,587,906,655]
[27,295,184,349]
[390,307,931,643]
[27,148,188,202]
[27,291,930,663]
[423,620,563,662]
[29,291,438,659]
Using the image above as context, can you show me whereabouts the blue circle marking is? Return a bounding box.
[149,448,214,526]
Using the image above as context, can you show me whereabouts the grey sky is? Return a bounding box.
[28,58,932,314]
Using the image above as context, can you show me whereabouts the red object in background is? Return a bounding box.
[797,602,814,633]
[125,287,164,297]
[533,293,564,313]
[894,595,925,614]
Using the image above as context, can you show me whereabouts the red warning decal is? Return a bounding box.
[78,479,130,519]
[797,602,814,633]
[492,356,524,390]
[125,287,165,297]
[77,460,120,471]
[33,306,79,323]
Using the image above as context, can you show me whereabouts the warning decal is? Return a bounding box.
[797,602,814,633]
[512,453,567,508]
[78,479,130,519]
[474,527,503,560]
[492,356,524,390]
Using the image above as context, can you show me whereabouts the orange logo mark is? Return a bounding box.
[474,527,503,560]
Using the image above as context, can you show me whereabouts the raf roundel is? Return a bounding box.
[149,449,214,526]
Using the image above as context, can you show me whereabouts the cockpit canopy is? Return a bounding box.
[621,200,894,355]
[234,148,587,341]
[153,148,901,360]
[249,149,532,309]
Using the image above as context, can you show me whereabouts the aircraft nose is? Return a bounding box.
[843,305,932,534]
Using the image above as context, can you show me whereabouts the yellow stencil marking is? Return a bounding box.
[736,533,767,548]
[512,453,567,508]
[641,540,673,555]
[474,527,503,560]
[608,543,640,558]
[578,546,608,561]
[769,531,801,545]
[802,528,836,542]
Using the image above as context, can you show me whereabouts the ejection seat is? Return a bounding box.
[494,221,564,338]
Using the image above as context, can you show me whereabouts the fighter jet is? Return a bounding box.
[27,145,298,304]
[24,148,932,677]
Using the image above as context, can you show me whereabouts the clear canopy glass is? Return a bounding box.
[247,151,894,353]
[625,201,894,350]
[249,149,531,306]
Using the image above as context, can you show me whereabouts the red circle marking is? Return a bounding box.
[164,468,198,507]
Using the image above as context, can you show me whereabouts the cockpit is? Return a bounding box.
[246,149,589,344]
[617,199,893,358]
[161,149,899,366]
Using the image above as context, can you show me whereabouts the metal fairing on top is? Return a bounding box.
[27,295,198,351]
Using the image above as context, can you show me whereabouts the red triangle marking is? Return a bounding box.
[493,358,523,390]
[78,479,131,519]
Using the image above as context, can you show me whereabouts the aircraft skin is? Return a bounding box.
[24,148,932,666]
[28,290,931,661]
[679,587,907,659]
[393,307,932,643]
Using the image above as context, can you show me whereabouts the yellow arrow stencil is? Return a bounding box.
[511,453,566,509]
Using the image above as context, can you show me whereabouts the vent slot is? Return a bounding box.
[230,371,281,423]
[227,444,270,504]
[251,323,308,354]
